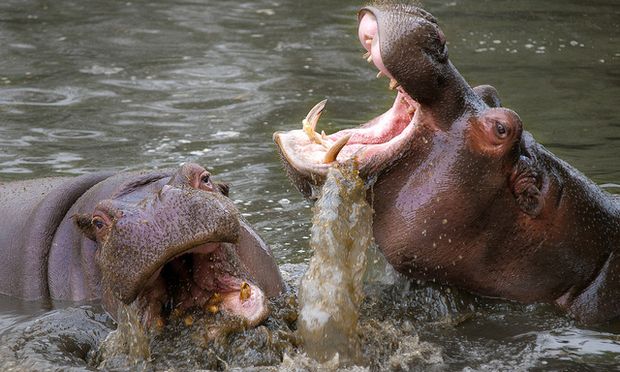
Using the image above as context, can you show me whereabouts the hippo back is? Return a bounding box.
[0,173,112,300]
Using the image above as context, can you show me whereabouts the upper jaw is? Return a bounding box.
[273,6,425,196]
[273,80,420,198]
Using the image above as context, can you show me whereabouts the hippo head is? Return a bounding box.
[273,3,534,198]
[274,4,485,196]
[274,4,546,285]
[74,163,282,328]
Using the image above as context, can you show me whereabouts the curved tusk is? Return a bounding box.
[323,134,351,164]
[302,99,328,144]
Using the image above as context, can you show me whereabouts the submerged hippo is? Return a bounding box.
[274,4,619,323]
[0,163,284,327]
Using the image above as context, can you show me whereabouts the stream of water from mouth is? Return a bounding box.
[96,303,151,369]
[0,0,618,369]
[297,161,373,365]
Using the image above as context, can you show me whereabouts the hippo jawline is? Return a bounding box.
[273,37,420,196]
[131,241,268,329]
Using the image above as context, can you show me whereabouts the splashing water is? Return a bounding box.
[297,161,374,364]
[96,303,151,369]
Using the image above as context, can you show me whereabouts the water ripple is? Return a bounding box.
[0,87,116,106]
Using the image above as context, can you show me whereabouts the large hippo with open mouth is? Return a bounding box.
[274,4,619,324]
[0,163,284,327]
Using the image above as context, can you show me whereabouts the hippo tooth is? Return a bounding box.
[205,293,222,315]
[362,51,371,59]
[389,79,400,90]
[208,292,222,305]
[302,122,322,144]
[376,71,384,79]
[321,130,327,140]
[365,38,372,45]
[367,55,373,63]
[239,282,251,301]
[302,99,328,144]
[155,316,165,330]
[323,134,351,163]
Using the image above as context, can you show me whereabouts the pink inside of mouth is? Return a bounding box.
[326,10,417,161]
[136,244,268,328]
[328,90,417,160]
[358,11,393,81]
[273,9,420,173]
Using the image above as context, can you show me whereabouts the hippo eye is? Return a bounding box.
[92,217,106,230]
[495,122,508,138]
[201,174,210,184]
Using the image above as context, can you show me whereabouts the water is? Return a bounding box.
[0,0,618,370]
[97,303,150,368]
[297,162,372,364]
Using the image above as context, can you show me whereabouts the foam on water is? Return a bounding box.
[297,161,373,364]
[96,303,151,369]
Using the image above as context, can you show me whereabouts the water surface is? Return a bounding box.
[0,0,618,370]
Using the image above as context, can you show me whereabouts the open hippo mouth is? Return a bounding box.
[273,9,421,195]
[83,163,283,331]
[134,241,267,329]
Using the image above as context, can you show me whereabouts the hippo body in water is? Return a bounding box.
[0,163,284,327]
[274,4,619,324]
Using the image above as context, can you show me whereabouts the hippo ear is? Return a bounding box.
[73,214,97,241]
[216,182,230,197]
[473,84,502,108]
[510,156,545,217]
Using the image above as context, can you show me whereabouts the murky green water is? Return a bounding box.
[0,0,618,370]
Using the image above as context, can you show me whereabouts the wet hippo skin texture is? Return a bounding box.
[366,4,619,324]
[0,172,113,300]
[274,3,619,324]
[0,163,283,323]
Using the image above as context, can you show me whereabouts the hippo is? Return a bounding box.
[0,163,284,327]
[274,4,619,324]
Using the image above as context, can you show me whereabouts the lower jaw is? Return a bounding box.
[131,252,269,330]
[274,90,418,189]
[134,279,269,331]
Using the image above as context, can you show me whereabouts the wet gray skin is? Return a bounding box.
[275,3,619,324]
[0,162,284,329]
[0,0,619,370]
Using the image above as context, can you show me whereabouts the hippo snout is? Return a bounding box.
[96,187,241,305]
